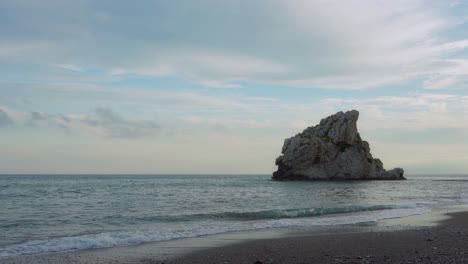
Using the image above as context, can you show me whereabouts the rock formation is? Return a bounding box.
[272,110,405,180]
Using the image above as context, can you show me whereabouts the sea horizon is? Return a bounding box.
[2,173,468,176]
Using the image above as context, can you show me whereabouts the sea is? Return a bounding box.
[1,174,468,258]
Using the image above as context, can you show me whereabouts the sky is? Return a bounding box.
[1,0,468,174]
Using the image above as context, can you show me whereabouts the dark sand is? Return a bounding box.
[1,208,468,264]
[169,211,468,264]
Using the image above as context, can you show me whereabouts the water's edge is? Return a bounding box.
[0,204,432,257]
[1,174,467,258]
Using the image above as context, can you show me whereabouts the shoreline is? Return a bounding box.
[1,205,468,264]
[170,206,468,264]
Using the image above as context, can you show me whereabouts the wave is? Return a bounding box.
[223,205,397,220]
[433,179,468,182]
[132,205,400,223]
[0,204,431,258]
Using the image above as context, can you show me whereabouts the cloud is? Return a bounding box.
[423,59,468,89]
[182,116,273,130]
[460,16,468,24]
[85,108,160,138]
[5,107,160,138]
[0,108,14,127]
[197,79,242,89]
[108,1,468,90]
[1,81,249,112]
[319,93,468,131]
[25,110,74,132]
[450,1,461,7]
[57,64,84,72]
[0,41,52,60]
[244,97,279,102]
[109,51,289,88]
[2,1,467,89]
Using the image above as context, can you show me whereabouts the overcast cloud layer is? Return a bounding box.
[1,0,467,174]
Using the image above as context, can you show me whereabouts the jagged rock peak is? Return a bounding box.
[273,110,405,181]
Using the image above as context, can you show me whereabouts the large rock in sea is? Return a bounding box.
[272,110,405,180]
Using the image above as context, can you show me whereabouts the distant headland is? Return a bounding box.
[273,110,405,180]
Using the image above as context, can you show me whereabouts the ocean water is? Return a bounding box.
[1,174,468,257]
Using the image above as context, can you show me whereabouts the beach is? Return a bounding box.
[2,206,468,264]
[168,208,468,263]
[170,210,468,264]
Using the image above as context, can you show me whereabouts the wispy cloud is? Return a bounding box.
[0,108,14,127]
[182,116,273,130]
[423,59,468,89]
[244,97,279,102]
[85,107,160,138]
[26,111,68,128]
[1,81,249,111]
[319,93,468,131]
[109,51,289,88]
[197,79,242,89]
[56,64,84,72]
[6,107,161,138]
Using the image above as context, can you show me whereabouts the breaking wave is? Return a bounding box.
[0,204,430,257]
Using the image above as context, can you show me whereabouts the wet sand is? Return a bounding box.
[1,207,468,264]
[170,211,468,264]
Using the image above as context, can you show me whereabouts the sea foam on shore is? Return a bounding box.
[0,205,430,257]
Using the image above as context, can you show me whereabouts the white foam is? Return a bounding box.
[0,205,431,258]
[252,206,431,228]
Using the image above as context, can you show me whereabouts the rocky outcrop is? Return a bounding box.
[273,110,405,180]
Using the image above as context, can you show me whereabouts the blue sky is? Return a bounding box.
[1,0,468,174]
